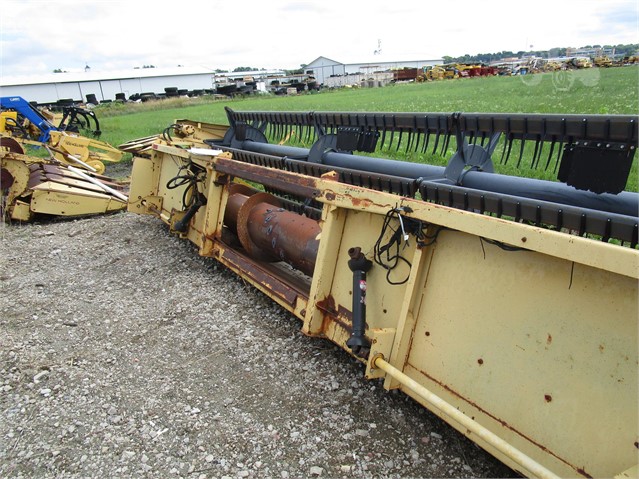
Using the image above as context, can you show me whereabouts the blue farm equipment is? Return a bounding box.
[0,96,101,142]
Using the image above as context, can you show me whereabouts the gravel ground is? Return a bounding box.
[0,210,517,479]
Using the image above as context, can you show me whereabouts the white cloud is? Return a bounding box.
[1,0,637,76]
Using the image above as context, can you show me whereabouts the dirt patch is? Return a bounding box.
[0,212,516,478]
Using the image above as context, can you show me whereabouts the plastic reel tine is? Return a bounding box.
[397,128,404,152]
[503,136,514,164]
[413,131,422,153]
[264,113,273,139]
[483,132,491,148]
[413,130,420,152]
[305,124,313,144]
[285,113,293,141]
[380,115,388,150]
[309,115,319,143]
[544,138,555,170]
[280,118,291,140]
[422,132,431,154]
[280,122,287,143]
[288,117,295,142]
[552,141,564,173]
[531,138,541,169]
[410,117,420,152]
[388,115,396,150]
[516,139,526,168]
[405,129,413,152]
[289,121,297,144]
[442,132,452,156]
[432,131,441,155]
[296,118,304,141]
[277,114,285,140]
[533,138,545,169]
[533,118,548,169]
[277,122,284,143]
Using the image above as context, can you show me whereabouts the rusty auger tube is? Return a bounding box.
[223,190,320,277]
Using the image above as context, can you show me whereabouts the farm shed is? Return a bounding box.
[303,57,347,86]
[0,67,215,105]
[305,55,443,85]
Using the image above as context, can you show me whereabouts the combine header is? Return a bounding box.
[1,96,123,175]
[126,108,638,479]
[0,137,128,222]
[0,96,131,222]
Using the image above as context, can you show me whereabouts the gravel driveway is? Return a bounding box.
[0,211,516,479]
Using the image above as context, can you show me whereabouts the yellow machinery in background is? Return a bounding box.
[125,108,638,479]
[0,116,124,176]
[0,95,123,175]
[118,119,231,158]
[593,56,613,68]
[0,120,229,222]
[45,130,123,175]
[422,65,446,81]
[0,137,128,222]
[0,93,128,222]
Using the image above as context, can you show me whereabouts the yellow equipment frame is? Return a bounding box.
[127,142,638,479]
[1,149,127,222]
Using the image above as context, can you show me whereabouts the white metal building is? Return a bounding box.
[305,55,444,85]
[0,67,216,104]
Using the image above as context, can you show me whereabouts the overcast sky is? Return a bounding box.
[1,0,637,76]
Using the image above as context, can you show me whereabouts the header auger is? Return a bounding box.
[124,108,638,479]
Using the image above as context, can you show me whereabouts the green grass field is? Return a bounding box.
[96,66,639,190]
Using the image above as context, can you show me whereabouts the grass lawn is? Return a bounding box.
[96,66,638,190]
